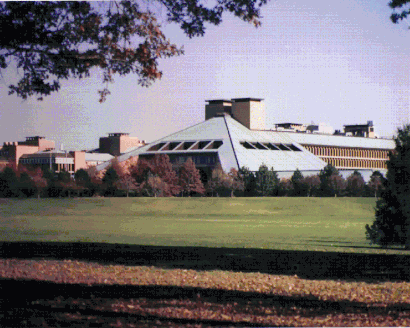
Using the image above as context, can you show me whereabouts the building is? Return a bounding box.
[344,121,375,138]
[0,136,55,168]
[0,135,114,175]
[19,150,88,175]
[97,98,395,182]
[99,133,146,156]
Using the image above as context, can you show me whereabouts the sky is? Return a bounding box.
[1,0,410,150]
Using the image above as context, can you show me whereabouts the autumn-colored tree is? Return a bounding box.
[147,175,169,197]
[111,156,138,197]
[279,178,293,197]
[207,163,228,197]
[131,154,180,196]
[367,171,385,198]
[0,1,268,102]
[303,175,320,197]
[329,174,346,197]
[86,166,105,196]
[21,166,47,198]
[345,171,366,197]
[226,168,245,197]
[179,157,205,197]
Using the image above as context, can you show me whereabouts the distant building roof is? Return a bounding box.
[85,153,113,162]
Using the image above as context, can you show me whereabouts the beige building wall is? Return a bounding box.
[231,99,265,130]
[73,151,87,172]
[99,133,145,156]
[1,137,56,167]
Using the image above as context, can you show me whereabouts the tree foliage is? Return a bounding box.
[131,154,180,196]
[368,171,385,198]
[346,171,366,197]
[255,164,279,196]
[238,166,256,196]
[318,164,345,197]
[290,169,306,196]
[179,157,205,196]
[366,124,410,248]
[0,0,268,102]
[390,0,410,24]
[207,163,226,196]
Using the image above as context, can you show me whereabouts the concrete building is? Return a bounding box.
[99,133,146,156]
[19,150,88,174]
[344,121,375,138]
[97,98,395,182]
[0,136,55,167]
[1,135,114,175]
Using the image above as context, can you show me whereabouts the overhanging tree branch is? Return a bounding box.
[0,0,269,102]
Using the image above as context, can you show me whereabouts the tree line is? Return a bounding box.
[0,154,385,198]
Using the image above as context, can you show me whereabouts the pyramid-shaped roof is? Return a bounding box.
[97,115,327,173]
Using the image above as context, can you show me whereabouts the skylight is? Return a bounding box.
[240,141,302,152]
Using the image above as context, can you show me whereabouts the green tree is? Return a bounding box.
[318,164,341,197]
[74,168,92,196]
[290,168,306,196]
[102,166,119,196]
[366,124,410,248]
[0,166,19,197]
[255,164,279,196]
[238,166,256,196]
[0,0,268,102]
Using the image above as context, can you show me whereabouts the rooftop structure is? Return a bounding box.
[99,132,146,156]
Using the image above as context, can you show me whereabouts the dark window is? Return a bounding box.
[240,142,256,149]
[251,142,268,150]
[205,140,223,149]
[287,144,302,151]
[148,142,166,151]
[277,144,291,151]
[180,141,195,150]
[263,143,280,150]
[197,141,211,149]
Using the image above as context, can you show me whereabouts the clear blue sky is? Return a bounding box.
[1,0,409,150]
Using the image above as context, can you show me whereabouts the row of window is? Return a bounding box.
[325,157,387,169]
[240,141,302,151]
[148,140,223,152]
[20,158,52,164]
[169,155,217,166]
[302,145,389,159]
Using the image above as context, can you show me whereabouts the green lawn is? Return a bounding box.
[0,197,400,254]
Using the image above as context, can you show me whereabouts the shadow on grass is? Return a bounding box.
[1,278,410,327]
[1,242,410,282]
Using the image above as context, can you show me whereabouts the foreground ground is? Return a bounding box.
[1,197,409,326]
[1,258,410,327]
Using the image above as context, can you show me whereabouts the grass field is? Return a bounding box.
[0,197,398,254]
